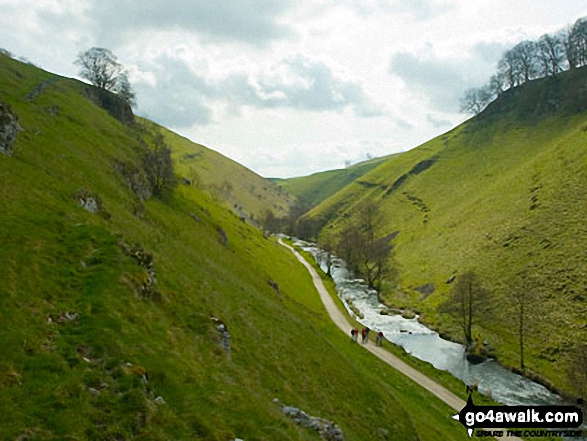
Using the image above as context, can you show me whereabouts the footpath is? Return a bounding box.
[279,239,522,441]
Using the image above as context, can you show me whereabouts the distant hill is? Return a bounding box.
[0,54,465,439]
[273,155,393,208]
[304,66,587,394]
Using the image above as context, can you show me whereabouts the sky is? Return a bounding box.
[1,1,585,178]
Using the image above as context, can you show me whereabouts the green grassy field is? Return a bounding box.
[0,54,470,440]
[303,67,587,396]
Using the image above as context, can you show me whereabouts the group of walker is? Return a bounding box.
[350,327,384,346]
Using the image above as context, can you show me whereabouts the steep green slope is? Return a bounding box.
[0,55,465,440]
[142,118,295,223]
[306,67,587,394]
[274,155,393,208]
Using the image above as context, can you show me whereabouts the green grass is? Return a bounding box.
[142,118,295,223]
[0,54,467,440]
[275,155,394,208]
[304,67,587,396]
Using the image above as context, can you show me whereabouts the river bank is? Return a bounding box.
[292,238,563,408]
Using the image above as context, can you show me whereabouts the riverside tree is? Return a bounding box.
[444,271,486,346]
[336,201,393,291]
[75,47,135,107]
[507,268,542,372]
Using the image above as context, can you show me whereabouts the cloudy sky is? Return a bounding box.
[1,1,585,177]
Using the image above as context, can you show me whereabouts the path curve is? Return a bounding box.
[279,239,521,441]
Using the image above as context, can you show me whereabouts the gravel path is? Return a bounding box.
[279,239,521,441]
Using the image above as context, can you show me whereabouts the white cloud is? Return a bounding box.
[1,0,586,177]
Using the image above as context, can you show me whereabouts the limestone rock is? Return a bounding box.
[0,101,21,156]
[278,402,344,441]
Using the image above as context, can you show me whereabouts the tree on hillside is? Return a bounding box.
[143,131,176,198]
[460,15,587,115]
[445,271,486,346]
[537,33,566,77]
[260,208,280,236]
[513,40,540,83]
[507,268,541,372]
[459,86,492,115]
[565,18,587,69]
[286,198,312,237]
[115,72,136,108]
[75,47,136,107]
[488,72,506,97]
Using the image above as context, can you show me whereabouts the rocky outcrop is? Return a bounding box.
[274,399,344,441]
[26,79,56,101]
[75,188,101,213]
[114,161,152,201]
[85,86,134,125]
[0,101,20,156]
[217,227,228,247]
[211,317,231,356]
[121,243,158,300]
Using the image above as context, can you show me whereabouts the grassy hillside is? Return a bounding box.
[0,54,467,440]
[306,67,587,394]
[141,118,295,223]
[274,155,393,208]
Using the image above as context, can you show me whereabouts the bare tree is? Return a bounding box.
[574,18,587,67]
[317,239,335,277]
[507,268,541,372]
[459,86,492,115]
[260,209,279,236]
[564,19,587,69]
[336,202,393,291]
[75,47,135,106]
[513,40,540,83]
[488,72,506,97]
[446,271,486,346]
[537,33,566,77]
[116,72,136,108]
[143,131,176,198]
[498,49,523,89]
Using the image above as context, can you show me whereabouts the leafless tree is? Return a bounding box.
[460,15,586,115]
[565,18,587,69]
[537,33,566,77]
[75,47,135,106]
[445,271,486,346]
[143,131,176,198]
[459,86,493,115]
[336,201,393,290]
[507,268,542,372]
[488,72,506,97]
[514,40,540,83]
[116,72,136,108]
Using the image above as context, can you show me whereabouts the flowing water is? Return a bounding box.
[293,239,562,407]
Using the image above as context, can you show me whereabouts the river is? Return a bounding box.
[293,239,561,407]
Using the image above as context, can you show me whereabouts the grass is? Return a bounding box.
[303,67,587,396]
[275,154,394,208]
[139,118,294,224]
[0,54,468,440]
